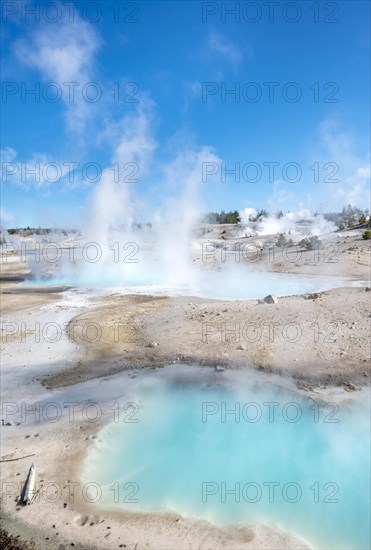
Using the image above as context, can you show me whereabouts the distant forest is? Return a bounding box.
[202,210,242,224]
[202,205,370,228]
[1,205,370,239]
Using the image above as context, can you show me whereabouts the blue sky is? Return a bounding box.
[1,0,370,227]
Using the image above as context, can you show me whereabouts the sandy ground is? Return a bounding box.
[194,225,370,279]
[53,286,370,390]
[0,229,370,549]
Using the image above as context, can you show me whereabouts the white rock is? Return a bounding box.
[146,341,158,348]
[263,295,278,304]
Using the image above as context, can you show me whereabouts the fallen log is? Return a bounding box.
[21,463,36,504]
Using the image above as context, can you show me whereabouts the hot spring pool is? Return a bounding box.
[82,368,370,549]
[20,270,363,300]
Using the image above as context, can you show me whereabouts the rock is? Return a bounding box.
[5,420,13,426]
[214,366,225,372]
[237,345,246,350]
[344,382,357,391]
[365,287,370,291]
[306,293,320,300]
[146,341,158,348]
[263,295,278,304]
[257,299,265,305]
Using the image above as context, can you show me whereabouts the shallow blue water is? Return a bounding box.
[20,270,356,300]
[82,372,370,549]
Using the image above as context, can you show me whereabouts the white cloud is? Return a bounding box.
[0,206,15,225]
[266,180,295,210]
[314,116,370,208]
[14,4,100,137]
[354,166,370,180]
[1,147,84,190]
[209,31,242,64]
[0,147,17,164]
[207,31,251,70]
[317,117,355,166]
[339,164,370,206]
